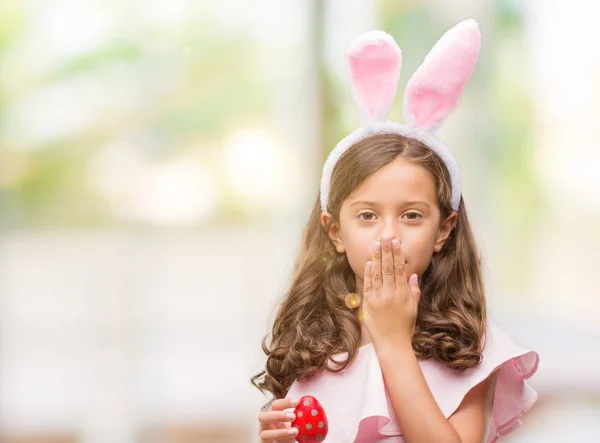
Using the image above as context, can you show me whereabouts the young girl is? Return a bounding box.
[251,19,539,443]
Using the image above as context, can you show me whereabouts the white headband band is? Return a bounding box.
[319,19,482,213]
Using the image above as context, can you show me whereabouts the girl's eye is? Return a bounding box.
[358,212,376,221]
[403,212,421,220]
[359,212,422,221]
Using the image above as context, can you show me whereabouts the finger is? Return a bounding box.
[372,240,382,295]
[260,427,299,442]
[270,398,299,411]
[409,273,421,303]
[258,410,297,425]
[363,261,372,298]
[381,236,396,293]
[392,238,407,284]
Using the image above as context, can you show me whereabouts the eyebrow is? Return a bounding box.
[350,200,431,208]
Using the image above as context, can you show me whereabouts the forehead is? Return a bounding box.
[349,156,437,205]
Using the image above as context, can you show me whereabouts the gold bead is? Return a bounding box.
[344,292,361,309]
[357,307,364,323]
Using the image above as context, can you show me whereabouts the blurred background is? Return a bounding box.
[1,0,599,442]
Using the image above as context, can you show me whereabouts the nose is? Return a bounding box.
[377,217,400,241]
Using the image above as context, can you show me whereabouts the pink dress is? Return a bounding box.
[285,318,539,442]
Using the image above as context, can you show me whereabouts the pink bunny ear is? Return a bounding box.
[402,19,481,132]
[347,30,402,126]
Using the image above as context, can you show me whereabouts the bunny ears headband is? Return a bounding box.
[319,18,482,213]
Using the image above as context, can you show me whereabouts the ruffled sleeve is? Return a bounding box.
[419,319,540,442]
[284,318,540,442]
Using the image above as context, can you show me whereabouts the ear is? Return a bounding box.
[434,211,458,253]
[402,18,481,132]
[320,212,346,254]
[346,30,403,126]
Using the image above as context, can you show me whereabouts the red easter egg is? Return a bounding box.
[291,395,328,442]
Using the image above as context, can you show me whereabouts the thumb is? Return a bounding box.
[409,273,421,301]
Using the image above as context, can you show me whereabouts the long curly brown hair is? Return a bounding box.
[250,133,487,411]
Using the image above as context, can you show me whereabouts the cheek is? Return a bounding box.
[402,236,436,274]
[342,235,373,278]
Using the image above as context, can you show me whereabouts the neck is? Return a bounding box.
[354,275,371,346]
[359,327,372,347]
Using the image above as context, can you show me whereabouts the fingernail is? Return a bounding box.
[382,236,390,244]
[290,398,299,406]
[392,239,400,249]
[411,274,418,284]
[374,242,381,252]
[289,428,299,435]
[287,413,296,420]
